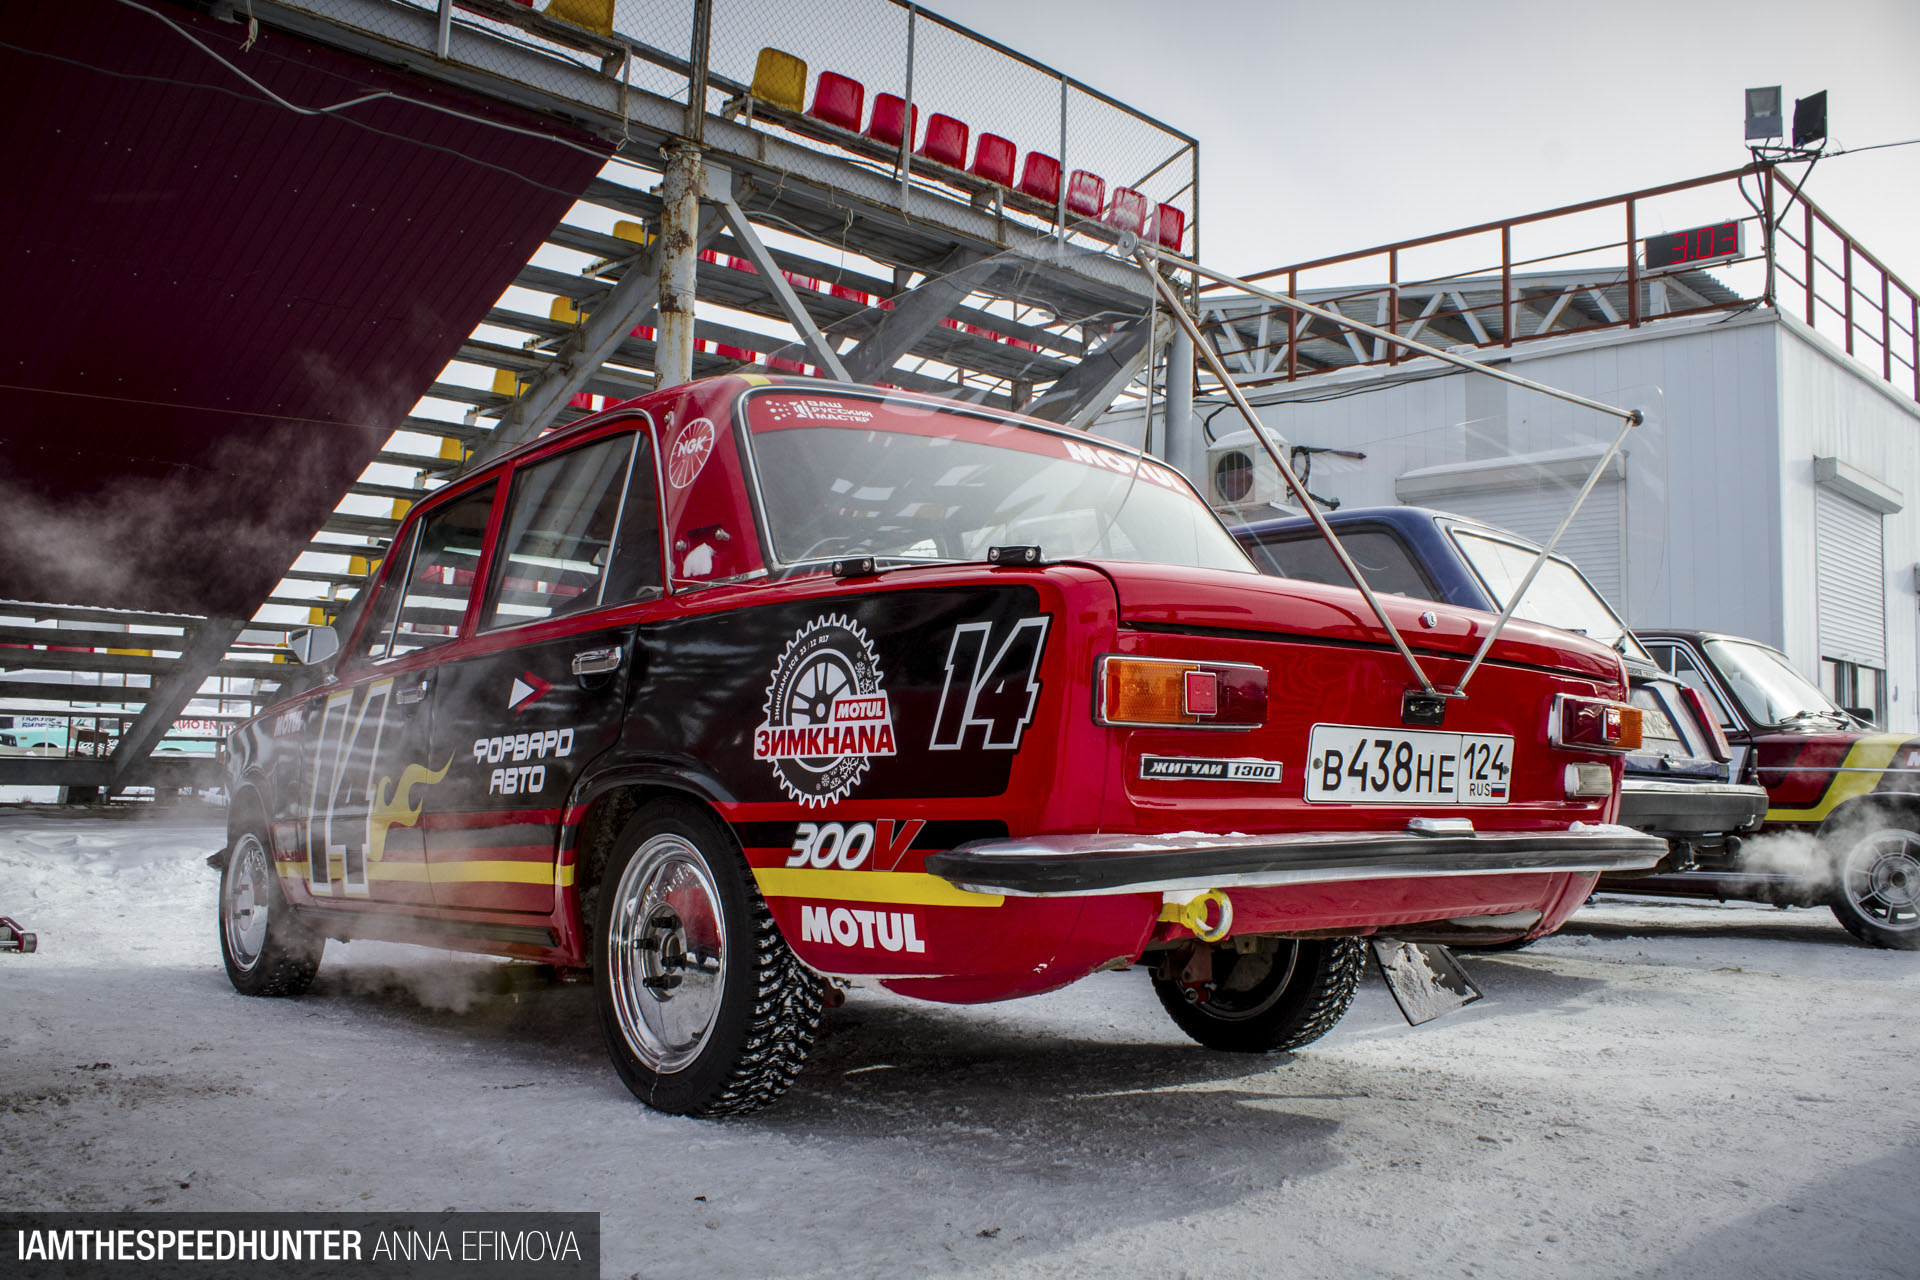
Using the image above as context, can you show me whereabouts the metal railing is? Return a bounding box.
[1208,164,1916,403]
[325,0,1199,251]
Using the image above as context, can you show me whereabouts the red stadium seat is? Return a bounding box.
[716,345,753,361]
[1106,187,1148,234]
[808,72,865,132]
[831,283,868,304]
[866,94,918,149]
[1153,202,1187,252]
[969,133,1016,186]
[1066,170,1105,218]
[917,114,969,169]
[1017,152,1061,204]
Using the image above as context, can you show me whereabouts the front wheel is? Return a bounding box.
[219,828,323,996]
[594,802,824,1116]
[1827,825,1920,950]
[1152,936,1364,1053]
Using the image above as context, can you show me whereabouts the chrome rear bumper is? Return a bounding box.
[925,822,1667,897]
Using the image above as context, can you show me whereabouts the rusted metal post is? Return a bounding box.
[1805,201,1815,327]
[1844,238,1855,355]
[1501,225,1513,346]
[1626,199,1639,329]
[1387,247,1400,366]
[1286,270,1298,382]
[1883,275,1892,381]
[655,149,702,389]
[656,0,711,390]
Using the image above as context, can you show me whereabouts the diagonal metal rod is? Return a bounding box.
[1448,410,1639,696]
[1134,251,1437,695]
[1141,247,1646,701]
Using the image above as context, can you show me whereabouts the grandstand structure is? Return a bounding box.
[0,0,1199,796]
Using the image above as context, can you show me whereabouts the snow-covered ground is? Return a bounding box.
[2,806,1915,1280]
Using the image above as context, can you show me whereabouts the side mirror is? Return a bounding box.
[1843,706,1876,728]
[288,625,341,667]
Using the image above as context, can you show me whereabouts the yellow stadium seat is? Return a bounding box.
[749,48,806,113]
[550,297,585,325]
[544,0,614,36]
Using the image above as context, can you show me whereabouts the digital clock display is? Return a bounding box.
[1644,220,1744,270]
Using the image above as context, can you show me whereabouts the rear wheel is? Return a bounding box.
[219,828,322,996]
[1827,825,1920,950]
[594,802,824,1116]
[1152,937,1364,1053]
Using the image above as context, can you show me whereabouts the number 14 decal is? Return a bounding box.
[929,615,1050,751]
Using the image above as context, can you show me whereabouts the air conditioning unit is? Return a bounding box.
[1204,430,1298,518]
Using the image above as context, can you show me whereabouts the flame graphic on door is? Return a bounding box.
[369,757,452,861]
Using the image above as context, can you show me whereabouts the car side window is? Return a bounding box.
[482,432,662,631]
[356,525,417,663]
[1653,643,1737,728]
[363,481,498,661]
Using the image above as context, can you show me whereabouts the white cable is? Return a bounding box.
[112,0,612,162]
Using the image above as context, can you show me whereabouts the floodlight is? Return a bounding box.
[1792,90,1827,149]
[1745,86,1782,141]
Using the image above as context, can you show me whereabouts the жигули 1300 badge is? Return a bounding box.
[755,614,896,807]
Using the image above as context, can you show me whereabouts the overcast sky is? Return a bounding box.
[929,0,1920,285]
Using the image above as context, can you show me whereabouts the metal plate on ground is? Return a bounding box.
[1370,939,1481,1025]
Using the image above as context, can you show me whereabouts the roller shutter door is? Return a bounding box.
[1815,486,1885,666]
[1421,481,1626,610]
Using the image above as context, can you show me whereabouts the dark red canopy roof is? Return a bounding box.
[0,1,609,615]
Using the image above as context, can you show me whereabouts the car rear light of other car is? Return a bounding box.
[1677,686,1733,762]
[1096,656,1267,729]
[1550,694,1643,752]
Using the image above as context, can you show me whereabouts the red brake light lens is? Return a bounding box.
[1677,686,1732,762]
[1551,694,1644,752]
[1097,656,1266,728]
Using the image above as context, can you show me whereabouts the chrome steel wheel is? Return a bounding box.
[218,822,321,996]
[1833,827,1920,949]
[605,832,729,1073]
[222,832,273,973]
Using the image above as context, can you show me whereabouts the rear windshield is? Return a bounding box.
[742,391,1253,574]
[1240,527,1439,600]
[1449,529,1648,661]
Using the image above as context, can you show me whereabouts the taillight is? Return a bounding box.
[1550,694,1643,752]
[1678,686,1732,762]
[1096,656,1267,729]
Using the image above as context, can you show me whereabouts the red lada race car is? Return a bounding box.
[218,376,1660,1115]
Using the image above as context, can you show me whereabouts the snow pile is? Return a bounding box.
[2,807,1916,1279]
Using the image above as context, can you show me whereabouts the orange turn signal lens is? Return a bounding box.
[1095,656,1266,729]
[1551,694,1643,752]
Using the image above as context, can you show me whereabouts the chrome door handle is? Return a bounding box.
[572,647,623,677]
[395,677,432,705]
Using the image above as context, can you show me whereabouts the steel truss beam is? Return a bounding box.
[109,617,247,789]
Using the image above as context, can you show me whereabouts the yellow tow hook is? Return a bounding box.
[1160,889,1233,943]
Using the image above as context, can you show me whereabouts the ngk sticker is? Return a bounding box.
[666,417,715,489]
[754,615,896,807]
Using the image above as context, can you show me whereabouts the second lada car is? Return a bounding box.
[218,377,1662,1115]
[1232,505,1770,914]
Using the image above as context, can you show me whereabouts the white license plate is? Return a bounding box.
[1305,724,1513,804]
